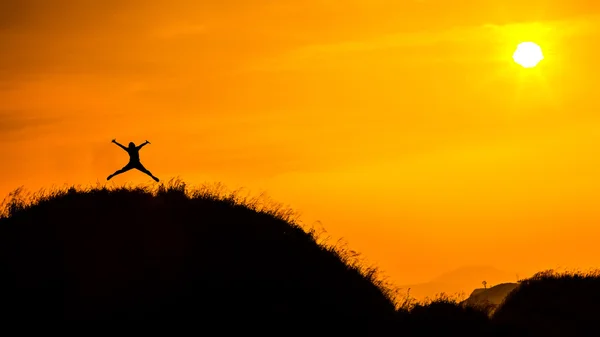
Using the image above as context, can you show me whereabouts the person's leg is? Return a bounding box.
[135,163,159,182]
[107,165,133,180]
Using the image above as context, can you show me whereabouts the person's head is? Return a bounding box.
[128,142,136,148]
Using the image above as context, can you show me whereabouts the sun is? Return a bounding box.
[513,42,544,68]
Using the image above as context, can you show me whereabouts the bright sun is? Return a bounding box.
[513,42,544,68]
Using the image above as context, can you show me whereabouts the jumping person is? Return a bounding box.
[107,139,160,182]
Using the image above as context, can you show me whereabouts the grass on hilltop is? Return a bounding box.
[1,180,599,336]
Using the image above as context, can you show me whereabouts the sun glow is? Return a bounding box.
[513,42,544,68]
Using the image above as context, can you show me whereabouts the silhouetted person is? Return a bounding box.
[107,139,159,182]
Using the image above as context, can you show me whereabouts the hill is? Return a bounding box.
[0,181,397,332]
[398,265,517,301]
[492,270,600,337]
[2,181,600,336]
[462,283,519,312]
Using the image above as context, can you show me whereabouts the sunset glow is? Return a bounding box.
[2,1,600,300]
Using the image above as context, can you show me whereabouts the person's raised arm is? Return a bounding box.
[112,139,127,151]
[137,140,150,150]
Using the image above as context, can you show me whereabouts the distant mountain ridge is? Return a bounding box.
[400,265,518,300]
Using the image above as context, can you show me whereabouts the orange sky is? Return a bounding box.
[2,1,600,293]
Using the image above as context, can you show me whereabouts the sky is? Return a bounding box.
[2,0,600,296]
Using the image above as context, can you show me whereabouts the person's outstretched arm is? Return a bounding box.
[112,139,128,151]
[136,140,150,150]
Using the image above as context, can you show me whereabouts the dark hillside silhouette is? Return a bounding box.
[492,270,600,337]
[395,294,495,336]
[0,181,396,332]
[1,181,599,335]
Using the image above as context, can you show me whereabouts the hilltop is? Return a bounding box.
[398,266,517,301]
[462,283,519,312]
[0,181,397,332]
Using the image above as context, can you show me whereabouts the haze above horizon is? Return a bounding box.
[2,0,600,290]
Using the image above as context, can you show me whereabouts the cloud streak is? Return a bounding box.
[248,15,600,72]
[0,110,63,141]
